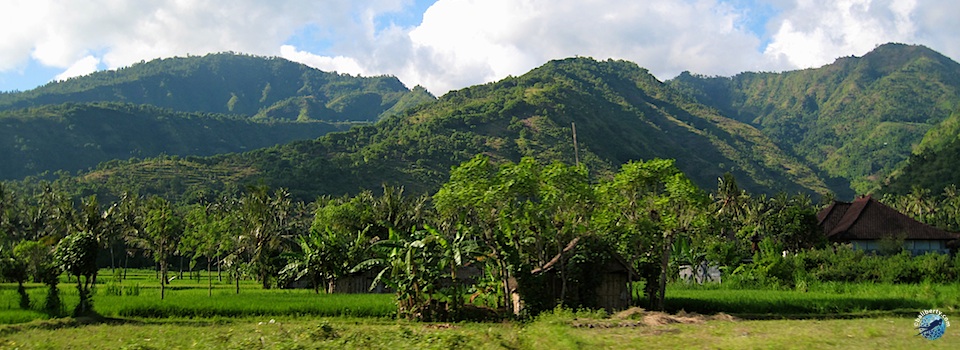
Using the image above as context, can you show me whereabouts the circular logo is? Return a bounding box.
[915,310,950,340]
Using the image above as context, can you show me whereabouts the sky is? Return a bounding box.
[1,0,958,96]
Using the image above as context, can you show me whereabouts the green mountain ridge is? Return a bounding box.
[882,104,960,194]
[68,57,830,201]
[667,43,960,195]
[0,102,350,180]
[7,44,960,202]
[0,53,436,181]
[0,53,436,122]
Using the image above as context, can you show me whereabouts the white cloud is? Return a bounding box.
[318,0,769,94]
[279,45,366,76]
[3,0,960,95]
[760,0,958,69]
[55,55,101,82]
[0,1,403,72]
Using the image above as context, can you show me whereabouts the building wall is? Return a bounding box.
[850,239,949,255]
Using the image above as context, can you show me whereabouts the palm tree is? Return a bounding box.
[281,229,342,293]
[238,186,293,289]
[130,196,182,300]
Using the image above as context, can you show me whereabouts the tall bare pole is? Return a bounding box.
[572,122,580,166]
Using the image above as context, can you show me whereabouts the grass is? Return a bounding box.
[0,269,395,323]
[0,311,957,349]
[664,281,960,318]
[1,270,960,348]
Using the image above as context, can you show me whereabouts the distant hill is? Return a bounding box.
[668,43,960,196]
[0,53,436,181]
[18,45,960,202]
[69,57,830,201]
[882,104,960,195]
[0,53,436,122]
[0,102,350,180]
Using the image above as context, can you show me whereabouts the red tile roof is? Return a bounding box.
[817,196,959,241]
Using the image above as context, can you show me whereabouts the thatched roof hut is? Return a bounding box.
[513,237,636,314]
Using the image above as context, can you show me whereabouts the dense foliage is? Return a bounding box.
[0,52,435,122]
[0,102,352,180]
[45,56,833,203]
[668,43,960,195]
[882,106,960,195]
[2,152,960,322]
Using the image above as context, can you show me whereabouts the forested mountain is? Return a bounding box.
[668,43,960,195]
[66,57,830,201]
[0,53,436,122]
[882,104,960,194]
[0,53,436,181]
[8,44,959,202]
[0,102,350,180]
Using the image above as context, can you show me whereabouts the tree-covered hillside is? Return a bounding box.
[67,57,829,201]
[882,104,960,195]
[0,102,350,180]
[668,43,960,195]
[0,53,436,122]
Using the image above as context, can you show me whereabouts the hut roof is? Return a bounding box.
[817,196,959,241]
[532,237,636,277]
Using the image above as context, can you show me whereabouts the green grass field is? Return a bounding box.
[0,270,958,349]
[664,281,960,318]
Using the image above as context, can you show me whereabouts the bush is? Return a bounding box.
[728,244,958,288]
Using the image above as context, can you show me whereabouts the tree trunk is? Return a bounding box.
[160,260,167,300]
[109,243,116,275]
[261,271,271,289]
[207,258,212,297]
[235,267,240,294]
[558,240,567,304]
[657,232,674,311]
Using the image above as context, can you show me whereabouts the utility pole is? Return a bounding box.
[572,122,580,166]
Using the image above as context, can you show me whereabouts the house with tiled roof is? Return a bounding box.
[817,195,959,255]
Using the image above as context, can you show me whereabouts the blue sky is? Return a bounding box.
[2,0,958,95]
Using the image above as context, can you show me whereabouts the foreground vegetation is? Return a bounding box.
[0,310,956,349]
[5,273,957,324]
[1,271,958,348]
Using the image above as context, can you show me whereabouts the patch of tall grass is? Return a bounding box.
[0,269,397,323]
[665,281,960,317]
[95,288,396,318]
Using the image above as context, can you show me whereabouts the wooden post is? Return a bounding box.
[572,122,580,166]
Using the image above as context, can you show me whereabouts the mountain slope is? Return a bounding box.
[668,43,960,195]
[0,102,349,180]
[0,53,435,122]
[71,57,830,201]
[883,104,960,194]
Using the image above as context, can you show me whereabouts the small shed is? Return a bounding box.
[330,270,390,294]
[817,195,960,254]
[514,237,636,314]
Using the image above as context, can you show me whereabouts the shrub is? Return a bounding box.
[124,284,142,297]
[727,244,959,287]
[105,283,123,296]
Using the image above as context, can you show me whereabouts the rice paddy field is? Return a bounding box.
[0,269,958,349]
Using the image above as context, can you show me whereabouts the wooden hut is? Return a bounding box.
[330,270,390,293]
[514,237,636,314]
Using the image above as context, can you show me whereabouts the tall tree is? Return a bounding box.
[434,155,516,313]
[133,196,182,299]
[594,159,707,310]
[238,186,293,289]
[54,231,98,316]
[182,201,234,296]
